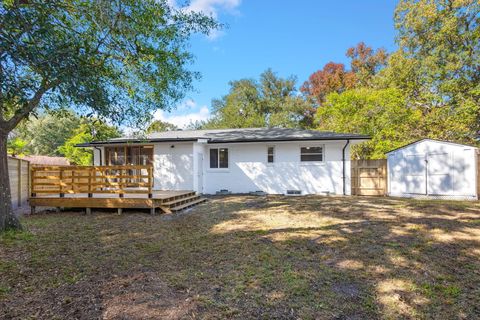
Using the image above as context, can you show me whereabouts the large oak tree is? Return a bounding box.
[0,0,219,231]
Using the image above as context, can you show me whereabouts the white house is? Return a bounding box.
[387,139,479,200]
[78,128,369,195]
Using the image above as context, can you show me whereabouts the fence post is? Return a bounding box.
[16,158,21,208]
[88,167,92,198]
[148,166,153,198]
[30,166,36,198]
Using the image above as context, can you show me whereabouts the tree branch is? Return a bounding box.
[5,79,60,132]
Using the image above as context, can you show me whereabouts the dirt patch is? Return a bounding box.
[101,272,196,320]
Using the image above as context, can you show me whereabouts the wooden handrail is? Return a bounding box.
[30,165,154,196]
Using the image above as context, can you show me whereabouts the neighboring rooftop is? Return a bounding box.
[20,155,71,166]
[77,128,370,146]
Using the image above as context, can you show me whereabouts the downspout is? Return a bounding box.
[93,146,102,166]
[342,139,350,196]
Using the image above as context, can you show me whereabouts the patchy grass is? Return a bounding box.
[1,196,480,319]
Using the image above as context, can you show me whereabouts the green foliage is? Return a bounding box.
[11,111,121,164]
[14,111,81,156]
[58,129,93,165]
[314,1,480,158]
[58,121,121,165]
[202,69,314,129]
[6,137,28,157]
[394,0,479,104]
[0,0,219,130]
[317,88,421,159]
[146,120,178,134]
[380,0,480,143]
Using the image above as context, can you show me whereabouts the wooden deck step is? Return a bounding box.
[161,191,196,204]
[170,198,207,212]
[163,195,200,206]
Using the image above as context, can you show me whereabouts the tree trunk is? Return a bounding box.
[0,133,22,232]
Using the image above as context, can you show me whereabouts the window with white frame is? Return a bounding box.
[300,146,323,162]
[210,148,229,168]
[267,146,275,163]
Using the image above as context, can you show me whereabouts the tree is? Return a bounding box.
[0,0,218,231]
[301,62,356,106]
[6,137,28,157]
[377,0,480,143]
[202,69,313,129]
[316,88,421,159]
[394,0,479,105]
[346,42,388,87]
[14,111,81,156]
[59,120,121,165]
[146,120,178,134]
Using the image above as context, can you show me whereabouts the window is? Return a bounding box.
[105,145,153,166]
[267,146,275,163]
[210,148,228,168]
[300,146,323,162]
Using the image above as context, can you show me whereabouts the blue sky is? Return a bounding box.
[155,0,399,127]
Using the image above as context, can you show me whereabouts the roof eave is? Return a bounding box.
[206,136,370,144]
[76,135,371,148]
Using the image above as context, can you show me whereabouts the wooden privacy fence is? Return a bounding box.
[7,156,30,209]
[31,165,154,197]
[351,159,387,196]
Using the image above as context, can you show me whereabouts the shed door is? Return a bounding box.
[404,154,427,194]
[427,153,453,195]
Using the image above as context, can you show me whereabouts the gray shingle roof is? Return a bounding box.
[77,128,369,147]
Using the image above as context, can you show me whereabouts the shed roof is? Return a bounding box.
[386,138,479,155]
[76,128,370,147]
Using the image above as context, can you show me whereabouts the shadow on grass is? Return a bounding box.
[0,195,479,319]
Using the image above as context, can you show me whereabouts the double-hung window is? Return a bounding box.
[267,146,275,164]
[300,146,323,162]
[210,148,229,168]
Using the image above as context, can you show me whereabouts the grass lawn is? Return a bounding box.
[1,195,480,319]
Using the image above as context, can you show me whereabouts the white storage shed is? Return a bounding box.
[387,139,479,200]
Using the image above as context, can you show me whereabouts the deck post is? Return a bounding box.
[86,208,92,215]
[117,208,123,215]
[59,166,64,198]
[150,207,155,215]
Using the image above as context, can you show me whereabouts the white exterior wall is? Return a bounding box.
[202,141,351,195]
[153,142,194,190]
[387,140,478,199]
[91,140,354,195]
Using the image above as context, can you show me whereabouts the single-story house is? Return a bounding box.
[77,128,369,195]
[387,139,479,200]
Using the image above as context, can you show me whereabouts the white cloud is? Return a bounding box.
[153,101,210,128]
[168,0,241,40]
[186,0,241,18]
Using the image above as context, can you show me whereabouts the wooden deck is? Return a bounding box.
[29,165,206,214]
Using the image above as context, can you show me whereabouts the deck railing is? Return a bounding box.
[30,165,154,197]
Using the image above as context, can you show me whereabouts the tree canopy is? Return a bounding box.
[146,120,178,134]
[0,0,219,231]
[309,0,479,158]
[200,69,314,129]
[59,120,121,165]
